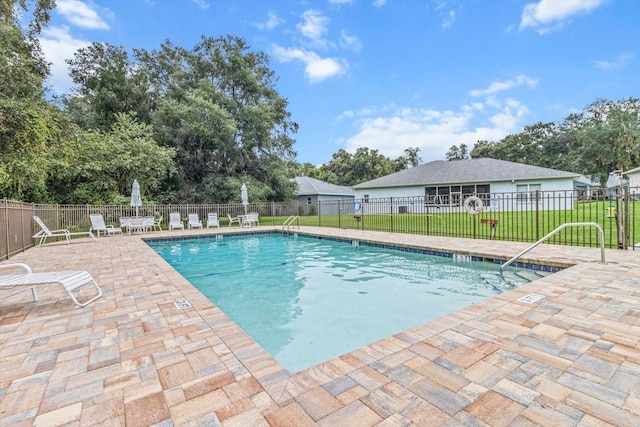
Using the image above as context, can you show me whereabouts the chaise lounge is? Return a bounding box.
[89,213,123,236]
[33,216,97,246]
[0,263,103,307]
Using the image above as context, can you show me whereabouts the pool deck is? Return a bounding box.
[1,226,639,426]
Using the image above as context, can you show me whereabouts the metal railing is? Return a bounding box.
[282,215,300,231]
[2,187,637,260]
[500,222,606,274]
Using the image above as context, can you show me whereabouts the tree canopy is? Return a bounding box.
[296,147,419,186]
[1,0,638,204]
[448,98,640,186]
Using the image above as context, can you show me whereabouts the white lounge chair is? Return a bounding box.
[89,214,123,237]
[169,212,184,230]
[0,263,103,307]
[207,213,220,228]
[227,213,241,227]
[33,216,97,246]
[188,213,203,229]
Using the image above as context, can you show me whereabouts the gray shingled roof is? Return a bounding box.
[292,176,355,196]
[353,158,580,189]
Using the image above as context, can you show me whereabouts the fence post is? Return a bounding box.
[535,190,540,241]
[390,197,393,233]
[3,199,9,260]
[622,186,629,250]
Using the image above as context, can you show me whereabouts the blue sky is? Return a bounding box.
[39,0,639,166]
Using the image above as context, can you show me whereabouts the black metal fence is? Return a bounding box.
[2,187,638,260]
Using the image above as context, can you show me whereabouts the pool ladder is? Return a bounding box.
[283,215,300,231]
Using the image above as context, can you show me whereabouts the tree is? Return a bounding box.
[467,98,639,184]
[572,98,640,184]
[404,147,422,167]
[446,143,469,161]
[136,36,298,202]
[0,0,66,202]
[317,147,406,186]
[63,42,153,131]
[48,113,176,204]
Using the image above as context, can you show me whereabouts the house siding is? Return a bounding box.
[627,170,640,188]
[354,177,575,213]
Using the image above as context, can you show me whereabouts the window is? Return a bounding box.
[307,197,312,205]
[516,184,541,202]
[425,184,491,205]
[364,195,369,203]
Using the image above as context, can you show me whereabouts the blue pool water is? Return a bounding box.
[148,233,525,372]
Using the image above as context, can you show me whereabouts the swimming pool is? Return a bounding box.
[148,232,528,372]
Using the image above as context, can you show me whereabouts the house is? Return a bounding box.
[573,175,601,201]
[352,158,581,212]
[623,166,640,188]
[623,166,640,199]
[291,176,355,214]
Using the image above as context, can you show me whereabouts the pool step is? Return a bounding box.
[480,273,518,293]
[481,269,553,293]
[512,269,553,282]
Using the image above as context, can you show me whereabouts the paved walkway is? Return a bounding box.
[0,227,639,426]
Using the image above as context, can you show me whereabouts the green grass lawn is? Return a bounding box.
[267,200,639,249]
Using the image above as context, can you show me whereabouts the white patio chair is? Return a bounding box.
[128,217,145,235]
[152,215,163,232]
[169,212,184,230]
[142,216,156,233]
[227,213,241,227]
[119,217,131,233]
[89,214,123,237]
[0,263,103,307]
[32,216,97,246]
[241,212,260,227]
[207,213,220,228]
[188,213,203,229]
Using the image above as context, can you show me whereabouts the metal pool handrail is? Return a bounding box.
[283,215,300,231]
[500,222,606,274]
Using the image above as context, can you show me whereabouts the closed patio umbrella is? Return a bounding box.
[130,179,142,217]
[241,183,248,215]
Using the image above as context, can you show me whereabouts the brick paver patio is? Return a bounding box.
[1,226,639,426]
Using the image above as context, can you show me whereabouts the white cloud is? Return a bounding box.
[329,0,355,4]
[442,10,456,29]
[339,99,528,162]
[255,11,284,30]
[39,26,91,94]
[272,45,346,83]
[192,0,210,10]
[56,0,109,29]
[520,0,609,34]
[373,0,387,6]
[469,74,538,97]
[297,10,329,47]
[593,53,633,70]
[340,30,362,52]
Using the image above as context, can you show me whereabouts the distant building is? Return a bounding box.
[291,176,355,214]
[623,166,640,188]
[352,158,580,212]
[573,175,601,201]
